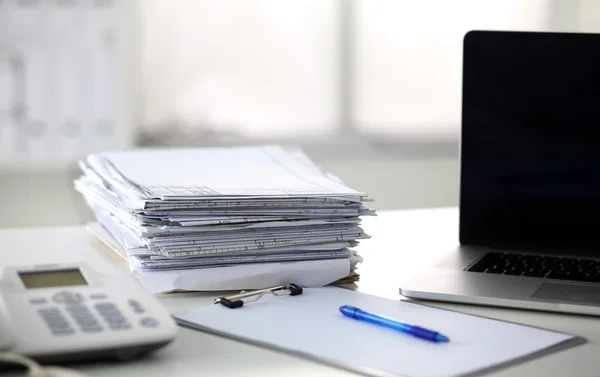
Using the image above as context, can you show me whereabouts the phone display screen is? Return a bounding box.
[19,269,88,289]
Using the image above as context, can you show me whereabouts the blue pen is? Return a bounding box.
[339,305,450,343]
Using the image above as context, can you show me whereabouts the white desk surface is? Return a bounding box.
[2,207,600,377]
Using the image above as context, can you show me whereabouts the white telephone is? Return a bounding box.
[0,262,178,365]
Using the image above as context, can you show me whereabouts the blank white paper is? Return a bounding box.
[97,145,363,198]
[174,287,582,377]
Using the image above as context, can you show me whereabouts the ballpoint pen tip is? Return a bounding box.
[435,334,450,343]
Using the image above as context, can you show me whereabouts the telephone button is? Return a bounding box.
[108,316,128,325]
[106,316,131,330]
[128,299,145,314]
[90,293,108,300]
[38,307,62,319]
[95,303,131,330]
[66,304,93,317]
[82,326,104,333]
[39,308,75,335]
[67,305,103,331]
[29,298,48,305]
[53,291,84,305]
[94,303,118,312]
[140,317,159,328]
[52,328,75,336]
[110,323,132,331]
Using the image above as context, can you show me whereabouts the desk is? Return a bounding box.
[2,207,599,377]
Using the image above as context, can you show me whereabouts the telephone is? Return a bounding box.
[0,262,178,364]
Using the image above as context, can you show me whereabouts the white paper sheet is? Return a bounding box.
[93,145,364,199]
[139,259,351,293]
[174,287,584,377]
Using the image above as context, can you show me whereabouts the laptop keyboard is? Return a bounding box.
[468,251,600,283]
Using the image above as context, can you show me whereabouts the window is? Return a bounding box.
[140,0,579,144]
[2,0,599,163]
[139,0,340,138]
[352,0,550,137]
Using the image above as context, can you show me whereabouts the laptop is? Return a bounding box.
[400,30,600,316]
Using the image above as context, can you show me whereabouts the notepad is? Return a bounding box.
[173,287,584,377]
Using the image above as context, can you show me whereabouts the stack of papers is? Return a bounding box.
[74,145,375,293]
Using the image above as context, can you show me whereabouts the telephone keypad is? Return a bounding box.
[38,308,75,335]
[66,305,103,333]
[34,292,151,335]
[94,302,132,330]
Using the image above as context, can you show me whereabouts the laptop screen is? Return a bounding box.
[460,31,600,250]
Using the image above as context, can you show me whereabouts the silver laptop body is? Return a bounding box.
[401,30,600,316]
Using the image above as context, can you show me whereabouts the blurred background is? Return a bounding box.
[1,0,599,228]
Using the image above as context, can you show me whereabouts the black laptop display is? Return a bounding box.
[460,30,600,251]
